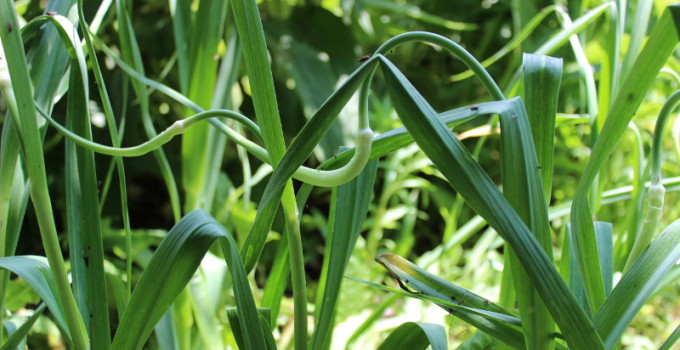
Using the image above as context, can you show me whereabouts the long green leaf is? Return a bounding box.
[378,55,603,349]
[504,52,561,349]
[226,308,276,350]
[309,160,378,350]
[229,1,307,346]
[115,0,181,221]
[522,53,562,202]
[229,0,285,162]
[660,323,680,350]
[48,16,112,349]
[0,0,75,341]
[111,210,267,350]
[77,0,133,298]
[179,0,228,211]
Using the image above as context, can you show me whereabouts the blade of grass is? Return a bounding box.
[200,28,242,213]
[0,84,23,340]
[620,0,653,80]
[594,222,613,296]
[76,0,133,296]
[349,276,526,348]
[178,0,228,211]
[379,55,604,349]
[227,308,276,350]
[260,186,313,329]
[374,254,520,319]
[224,0,308,345]
[522,53,562,202]
[660,323,680,350]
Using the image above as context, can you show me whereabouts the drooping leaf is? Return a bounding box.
[378,55,603,349]
[0,256,71,346]
[111,210,268,350]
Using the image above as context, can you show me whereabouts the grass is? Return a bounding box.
[0,0,679,349]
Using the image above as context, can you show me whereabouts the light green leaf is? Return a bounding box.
[369,255,526,348]
[0,303,45,350]
[0,257,70,346]
[377,322,447,350]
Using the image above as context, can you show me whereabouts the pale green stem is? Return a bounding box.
[37,104,373,187]
[374,31,505,100]
[624,89,680,270]
[451,5,561,82]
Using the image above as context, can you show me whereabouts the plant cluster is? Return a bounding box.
[0,0,679,349]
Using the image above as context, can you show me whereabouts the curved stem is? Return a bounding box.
[624,89,680,270]
[373,31,505,100]
[294,128,373,186]
[451,5,561,82]
[37,103,374,187]
[36,106,262,157]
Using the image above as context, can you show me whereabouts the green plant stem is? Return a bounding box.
[0,4,89,348]
[624,89,680,270]
[0,82,21,348]
[451,5,561,81]
[229,0,307,348]
[36,107,261,156]
[374,31,505,100]
[88,33,374,188]
[37,102,373,188]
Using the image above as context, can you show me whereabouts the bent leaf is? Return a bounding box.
[378,55,603,349]
[111,210,267,350]
[377,322,447,350]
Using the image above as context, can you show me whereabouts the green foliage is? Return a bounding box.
[1,0,679,349]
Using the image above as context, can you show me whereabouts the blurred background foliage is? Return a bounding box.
[5,0,680,348]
